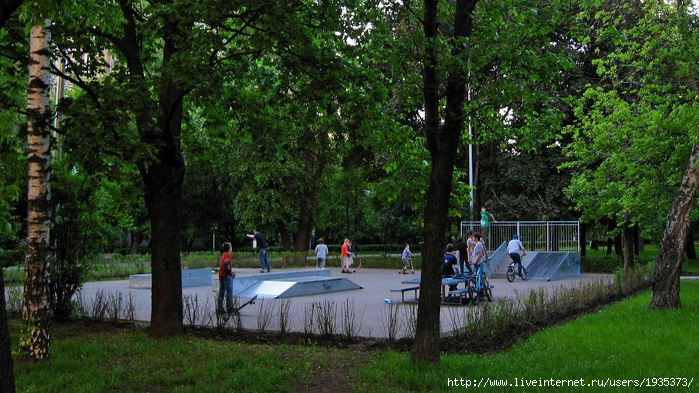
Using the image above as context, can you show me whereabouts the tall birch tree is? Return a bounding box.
[20,19,52,361]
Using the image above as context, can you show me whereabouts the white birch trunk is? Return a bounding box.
[20,20,53,361]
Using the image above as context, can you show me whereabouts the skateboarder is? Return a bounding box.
[217,242,235,313]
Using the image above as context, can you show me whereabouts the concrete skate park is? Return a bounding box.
[78,245,593,339]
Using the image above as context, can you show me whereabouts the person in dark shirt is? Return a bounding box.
[455,236,470,275]
[247,230,271,272]
[443,243,458,291]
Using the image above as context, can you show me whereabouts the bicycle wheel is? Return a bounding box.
[483,276,492,302]
[465,277,476,304]
[520,267,528,281]
[468,277,479,305]
[506,266,515,282]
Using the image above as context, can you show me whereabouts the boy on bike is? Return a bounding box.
[507,234,527,277]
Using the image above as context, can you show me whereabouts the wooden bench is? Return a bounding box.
[447,288,470,304]
[390,286,420,302]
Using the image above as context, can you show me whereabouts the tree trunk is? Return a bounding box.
[411,0,477,364]
[684,223,696,260]
[614,235,622,257]
[130,231,145,254]
[295,147,324,252]
[20,21,52,362]
[143,24,186,337]
[277,220,292,251]
[622,220,634,272]
[144,158,184,337]
[296,203,315,252]
[0,269,16,392]
[580,222,586,257]
[650,144,699,309]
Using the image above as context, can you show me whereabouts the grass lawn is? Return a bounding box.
[360,280,699,392]
[11,280,699,392]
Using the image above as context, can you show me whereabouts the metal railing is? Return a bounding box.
[460,221,580,253]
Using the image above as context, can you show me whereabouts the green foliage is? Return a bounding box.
[0,244,24,270]
[88,254,150,280]
[563,0,699,241]
[49,162,130,318]
[684,257,699,274]
[0,40,26,245]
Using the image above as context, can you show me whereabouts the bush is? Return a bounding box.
[443,263,654,353]
[0,244,25,268]
[581,254,621,273]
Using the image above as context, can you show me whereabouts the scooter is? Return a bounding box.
[398,256,415,274]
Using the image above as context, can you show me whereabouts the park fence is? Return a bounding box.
[460,221,580,253]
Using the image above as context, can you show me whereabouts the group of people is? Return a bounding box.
[442,230,526,290]
[213,215,527,312]
[314,237,358,273]
[441,231,487,291]
[443,231,487,279]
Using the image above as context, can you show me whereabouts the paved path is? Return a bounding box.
[77,268,610,339]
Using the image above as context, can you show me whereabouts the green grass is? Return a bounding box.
[11,281,699,392]
[360,280,699,392]
[12,325,321,393]
[684,258,699,274]
[2,267,23,283]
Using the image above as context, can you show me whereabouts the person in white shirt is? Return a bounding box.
[315,238,329,269]
[507,234,527,277]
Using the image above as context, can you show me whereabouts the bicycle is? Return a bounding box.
[466,259,493,305]
[506,252,527,282]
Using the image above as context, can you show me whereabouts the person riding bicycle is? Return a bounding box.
[507,234,527,277]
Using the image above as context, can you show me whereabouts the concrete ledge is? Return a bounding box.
[182,268,213,288]
[129,268,213,289]
[129,274,152,289]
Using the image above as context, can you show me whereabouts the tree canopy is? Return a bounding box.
[2,0,699,376]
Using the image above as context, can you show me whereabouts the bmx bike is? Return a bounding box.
[466,259,493,305]
[506,252,527,282]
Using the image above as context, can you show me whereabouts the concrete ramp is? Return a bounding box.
[239,276,363,299]
[213,269,363,299]
[484,242,508,277]
[525,252,580,281]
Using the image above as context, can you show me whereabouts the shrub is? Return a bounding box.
[443,263,654,353]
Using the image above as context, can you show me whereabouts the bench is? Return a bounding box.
[390,286,420,302]
[447,288,470,304]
